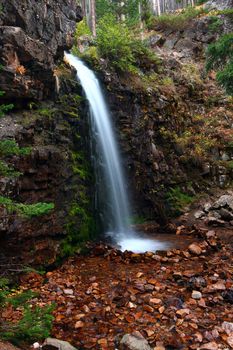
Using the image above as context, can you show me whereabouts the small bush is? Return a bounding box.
[206,33,233,95]
[96,14,136,72]
[208,16,223,32]
[167,186,194,215]
[0,139,31,156]
[1,304,55,344]
[7,290,39,308]
[0,196,54,218]
[149,7,207,31]
[0,160,21,177]
[95,14,160,73]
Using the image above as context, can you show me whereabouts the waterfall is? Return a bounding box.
[65,53,132,237]
[64,53,167,253]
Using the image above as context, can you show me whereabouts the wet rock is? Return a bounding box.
[189,276,207,289]
[222,321,233,335]
[222,289,233,304]
[212,195,233,211]
[119,332,152,350]
[219,208,233,221]
[43,338,77,350]
[227,335,233,348]
[194,210,205,219]
[192,291,202,300]
[188,243,202,255]
[0,342,22,350]
[200,341,218,350]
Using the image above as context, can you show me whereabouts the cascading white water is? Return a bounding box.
[64,53,166,253]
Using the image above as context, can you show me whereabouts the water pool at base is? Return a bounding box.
[116,233,195,253]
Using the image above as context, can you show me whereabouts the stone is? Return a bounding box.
[192,291,202,300]
[0,341,22,350]
[188,243,202,255]
[219,208,233,221]
[43,338,77,350]
[200,342,218,350]
[204,0,233,11]
[63,289,74,295]
[227,335,233,348]
[212,195,233,211]
[204,203,212,212]
[119,332,152,350]
[194,210,205,219]
[222,321,233,335]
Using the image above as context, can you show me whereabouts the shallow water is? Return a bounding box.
[117,233,195,253]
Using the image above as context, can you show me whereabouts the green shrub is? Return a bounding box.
[75,18,92,38]
[0,140,31,156]
[1,304,55,344]
[208,16,223,32]
[7,290,39,309]
[196,0,208,4]
[167,186,194,215]
[0,65,14,118]
[0,160,21,177]
[149,6,207,31]
[95,14,160,73]
[206,33,233,95]
[96,14,136,72]
[0,92,13,117]
[0,196,54,218]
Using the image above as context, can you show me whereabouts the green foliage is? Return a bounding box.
[0,65,14,118]
[1,304,55,344]
[61,148,96,257]
[0,278,10,304]
[7,290,39,309]
[96,14,136,72]
[167,186,194,215]
[0,160,21,177]
[208,16,223,32]
[196,0,207,4]
[0,139,31,157]
[0,196,54,218]
[0,93,13,117]
[0,277,54,344]
[206,33,233,95]
[148,6,207,31]
[75,18,92,38]
[217,9,233,17]
[95,14,159,73]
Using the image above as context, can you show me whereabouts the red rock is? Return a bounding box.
[188,243,202,255]
[74,321,84,329]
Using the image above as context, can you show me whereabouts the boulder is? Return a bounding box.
[119,332,152,350]
[204,0,233,11]
[43,338,77,350]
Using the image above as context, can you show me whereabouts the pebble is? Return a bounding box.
[192,290,202,300]
[188,243,202,255]
[222,321,233,335]
[63,289,74,295]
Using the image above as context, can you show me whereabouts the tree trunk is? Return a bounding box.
[90,0,96,37]
[157,0,161,15]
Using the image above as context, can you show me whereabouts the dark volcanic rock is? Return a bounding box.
[0,0,82,101]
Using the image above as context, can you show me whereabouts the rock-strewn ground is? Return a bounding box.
[2,227,232,350]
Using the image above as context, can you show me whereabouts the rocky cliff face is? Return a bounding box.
[0,0,82,101]
[97,10,233,222]
[0,1,95,267]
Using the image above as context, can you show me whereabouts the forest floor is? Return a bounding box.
[2,226,232,350]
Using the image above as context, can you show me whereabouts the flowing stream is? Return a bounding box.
[64,53,167,253]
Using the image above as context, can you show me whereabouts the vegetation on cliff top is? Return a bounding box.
[206,33,233,95]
